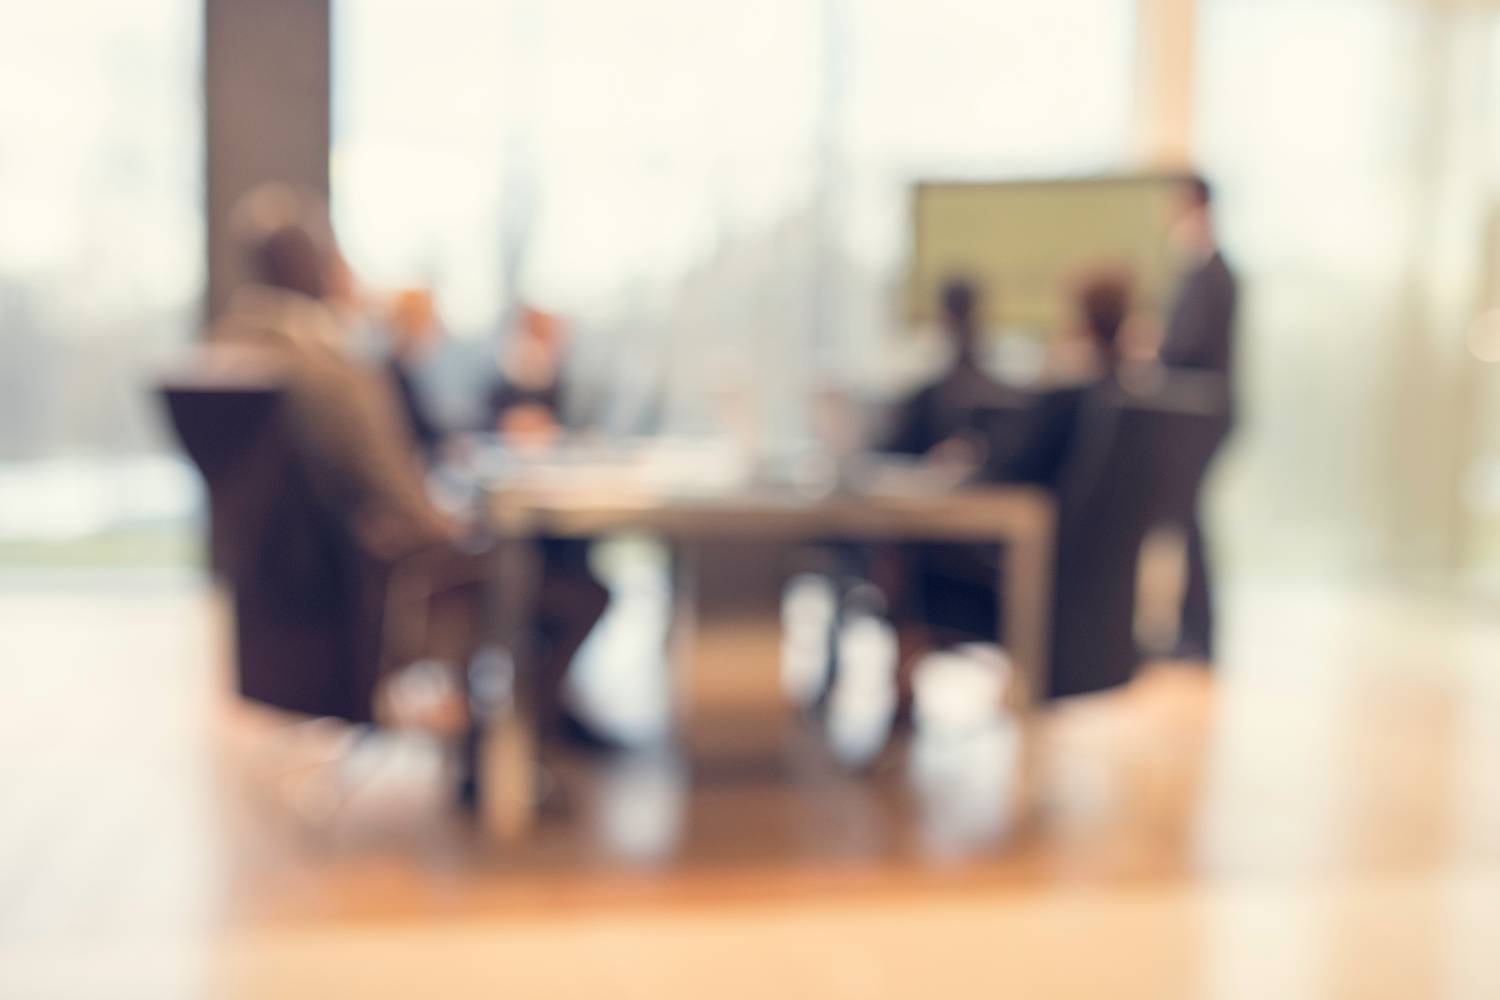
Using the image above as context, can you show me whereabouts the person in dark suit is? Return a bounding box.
[884,279,1011,463]
[879,280,1015,650]
[484,305,621,749]
[485,305,570,444]
[384,289,446,465]
[876,275,1130,708]
[1161,176,1238,380]
[992,272,1134,489]
[1159,174,1238,661]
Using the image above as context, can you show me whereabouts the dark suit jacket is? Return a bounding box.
[387,357,444,464]
[486,376,564,431]
[882,364,1027,458]
[983,382,1092,488]
[881,372,1098,641]
[1160,251,1238,394]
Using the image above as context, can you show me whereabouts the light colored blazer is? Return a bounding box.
[204,286,456,558]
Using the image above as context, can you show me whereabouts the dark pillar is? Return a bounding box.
[204,0,331,317]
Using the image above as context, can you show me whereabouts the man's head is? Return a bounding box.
[1170,173,1217,257]
[939,277,982,359]
[1076,270,1132,367]
[389,289,439,357]
[230,184,349,301]
[1179,174,1213,213]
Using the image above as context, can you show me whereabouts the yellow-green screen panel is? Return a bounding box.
[909,177,1179,337]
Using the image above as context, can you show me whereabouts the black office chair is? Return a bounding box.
[975,382,1090,487]
[160,378,395,724]
[1046,372,1229,698]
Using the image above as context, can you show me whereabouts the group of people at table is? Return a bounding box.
[195,175,1236,759]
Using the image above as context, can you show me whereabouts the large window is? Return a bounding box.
[333,0,1136,437]
[0,1,202,563]
[1195,0,1500,574]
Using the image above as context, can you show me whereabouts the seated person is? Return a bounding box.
[206,185,610,752]
[884,278,1011,466]
[875,279,1014,657]
[487,305,568,448]
[383,288,446,465]
[877,272,1132,705]
[485,304,620,749]
[997,270,1132,487]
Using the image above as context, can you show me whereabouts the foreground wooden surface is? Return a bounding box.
[2,572,1499,998]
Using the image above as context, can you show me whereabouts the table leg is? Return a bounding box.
[667,540,700,738]
[479,534,543,841]
[1001,508,1054,714]
[1000,506,1054,832]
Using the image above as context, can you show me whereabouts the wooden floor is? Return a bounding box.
[3,570,1500,998]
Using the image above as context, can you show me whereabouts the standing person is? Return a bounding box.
[1159,174,1239,661]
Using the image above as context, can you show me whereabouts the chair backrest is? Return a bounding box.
[974,383,1090,487]
[1121,368,1230,525]
[1046,372,1229,698]
[158,377,384,723]
[160,380,286,576]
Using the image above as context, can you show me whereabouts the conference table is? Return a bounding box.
[469,441,1056,839]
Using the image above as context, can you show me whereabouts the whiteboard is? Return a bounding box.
[908,176,1181,336]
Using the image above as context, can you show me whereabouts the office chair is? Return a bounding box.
[1046,372,1229,698]
[158,377,488,821]
[160,380,392,722]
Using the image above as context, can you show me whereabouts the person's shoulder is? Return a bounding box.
[200,294,298,374]
[162,339,288,390]
[1207,251,1237,287]
[223,285,349,347]
[893,374,945,410]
